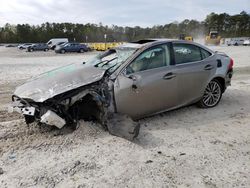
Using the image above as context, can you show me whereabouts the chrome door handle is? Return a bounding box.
[204,65,214,70]
[163,72,176,80]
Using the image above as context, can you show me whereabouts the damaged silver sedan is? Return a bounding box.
[10,39,233,140]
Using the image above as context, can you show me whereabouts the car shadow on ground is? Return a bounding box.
[133,89,250,148]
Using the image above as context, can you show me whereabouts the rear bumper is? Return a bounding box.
[225,69,233,86]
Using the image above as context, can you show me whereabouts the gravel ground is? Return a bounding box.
[0,46,250,188]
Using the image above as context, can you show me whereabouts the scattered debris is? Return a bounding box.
[8,153,16,160]
[0,167,4,175]
[107,114,140,141]
[145,160,153,164]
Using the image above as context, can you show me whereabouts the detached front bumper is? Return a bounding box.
[9,95,66,129]
[9,96,35,115]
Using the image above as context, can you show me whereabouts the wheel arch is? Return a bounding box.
[212,76,226,93]
[67,92,107,126]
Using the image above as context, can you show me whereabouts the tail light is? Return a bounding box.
[228,58,234,70]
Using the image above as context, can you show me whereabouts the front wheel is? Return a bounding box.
[60,49,65,54]
[197,80,222,108]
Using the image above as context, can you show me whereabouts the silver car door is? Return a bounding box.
[173,43,216,106]
[114,44,178,119]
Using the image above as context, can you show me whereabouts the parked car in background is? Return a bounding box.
[18,43,33,49]
[27,43,49,52]
[55,43,88,53]
[47,38,68,49]
[243,39,250,46]
[228,38,245,46]
[11,39,233,140]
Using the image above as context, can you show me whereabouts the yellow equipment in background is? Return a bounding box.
[184,36,193,41]
[179,34,193,41]
[87,42,123,51]
[205,30,221,45]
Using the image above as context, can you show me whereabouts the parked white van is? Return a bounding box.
[47,38,68,49]
[243,39,250,46]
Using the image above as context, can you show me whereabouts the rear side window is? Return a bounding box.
[173,43,202,65]
[200,48,212,59]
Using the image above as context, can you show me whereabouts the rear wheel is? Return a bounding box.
[44,48,49,52]
[30,48,34,52]
[197,79,222,108]
[60,49,65,54]
[79,49,84,53]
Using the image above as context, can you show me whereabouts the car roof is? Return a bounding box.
[117,38,214,54]
[119,38,193,48]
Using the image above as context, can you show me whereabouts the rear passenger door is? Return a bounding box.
[37,44,42,50]
[73,44,79,52]
[172,42,216,106]
[69,44,75,52]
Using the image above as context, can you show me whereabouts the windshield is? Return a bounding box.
[86,48,137,74]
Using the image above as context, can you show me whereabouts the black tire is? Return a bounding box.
[30,48,34,52]
[197,79,222,108]
[79,49,84,53]
[60,49,65,54]
[44,48,49,52]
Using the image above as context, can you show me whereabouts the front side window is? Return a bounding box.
[173,43,202,65]
[126,44,170,74]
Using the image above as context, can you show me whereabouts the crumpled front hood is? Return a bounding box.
[14,63,106,102]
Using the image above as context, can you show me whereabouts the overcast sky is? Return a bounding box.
[0,0,249,27]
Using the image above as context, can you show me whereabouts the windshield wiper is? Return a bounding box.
[106,64,117,72]
[94,57,118,68]
[94,60,108,67]
[101,57,118,67]
[95,57,118,67]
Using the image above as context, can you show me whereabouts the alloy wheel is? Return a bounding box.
[202,80,221,107]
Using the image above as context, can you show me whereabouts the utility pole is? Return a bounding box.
[104,34,107,50]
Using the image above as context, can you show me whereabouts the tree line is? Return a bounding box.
[0,11,249,43]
